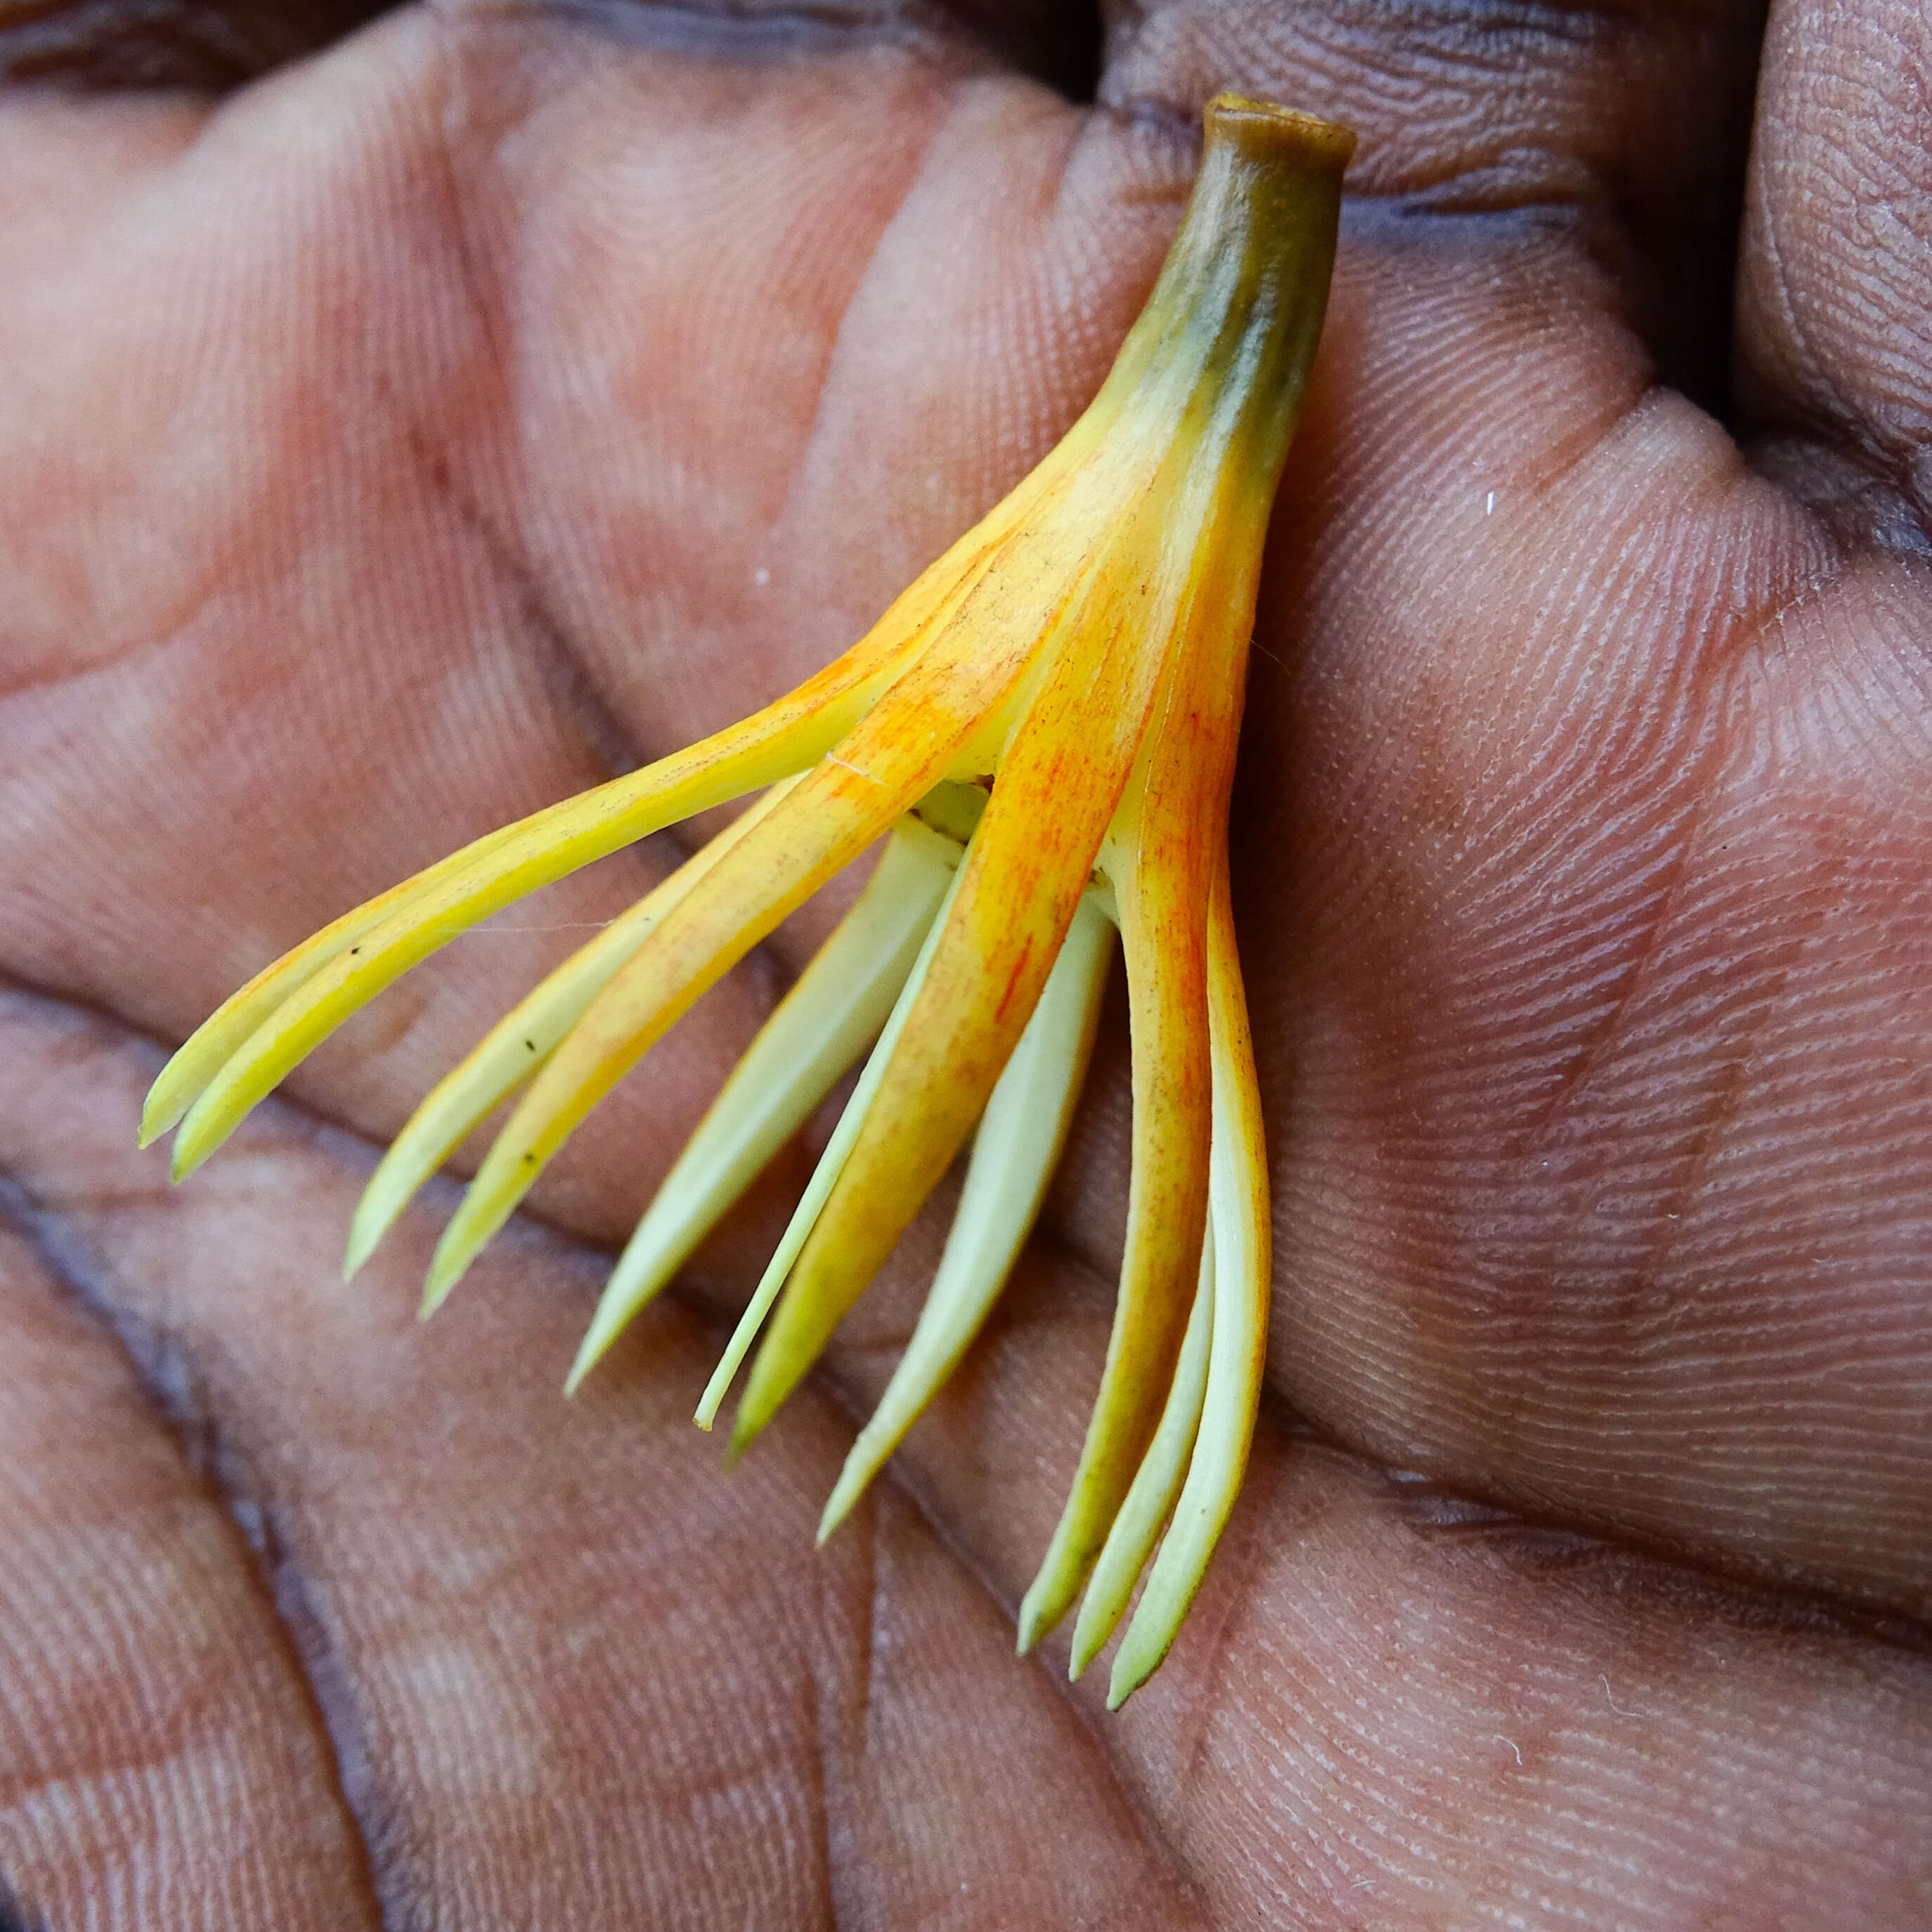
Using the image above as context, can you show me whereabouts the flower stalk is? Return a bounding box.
[141,95,1352,1706]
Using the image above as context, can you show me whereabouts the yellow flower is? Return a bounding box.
[140,95,1351,1706]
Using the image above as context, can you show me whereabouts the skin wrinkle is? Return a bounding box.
[1518,684,1718,1155]
[1044,1593,1218,1927]
[0,0,387,91]
[495,0,1100,106]
[804,1380,1204,1925]
[445,0,957,71]
[803,1666,841,1932]
[0,1176,391,1929]
[1541,810,1781,1277]
[1744,115,1831,446]
[394,410,800,1016]
[1103,0,1768,410]
[262,1523,408,1931]
[8,2,1932,1915]
[812,1493,874,1932]
[0,0,1037,97]
[0,975,1215,1924]
[759,79,1085,608]
[413,6,709,796]
[1740,306,1932,547]
[811,1333,1219,1927]
[1172,1465,1269,1792]
[402,422,642,785]
[8,981,1932,1914]
[0,1879,49,1932]
[0,411,267,708]
[766,108,904,606]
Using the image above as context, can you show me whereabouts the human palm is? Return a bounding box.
[4,0,1930,1922]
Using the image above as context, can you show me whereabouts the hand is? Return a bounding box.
[2,0,1928,1922]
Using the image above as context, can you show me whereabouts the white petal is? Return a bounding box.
[817,889,1115,1538]
[693,836,975,1431]
[566,817,957,1390]
[1107,886,1270,1709]
[350,780,803,1290]
[1068,1220,1215,1678]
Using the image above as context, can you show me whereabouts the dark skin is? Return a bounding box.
[4,0,1931,1922]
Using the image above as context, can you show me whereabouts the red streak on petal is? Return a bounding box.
[994,937,1035,1026]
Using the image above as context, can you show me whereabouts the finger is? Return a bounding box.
[0,10,1157,1231]
[9,0,1928,1633]
[1737,0,1932,536]
[1103,0,1770,406]
[806,1232,1932,1930]
[0,0,1102,101]
[18,992,1932,1930]
[0,990,1198,1927]
[0,0,385,92]
[0,1226,375,1928]
[1032,3,1932,1621]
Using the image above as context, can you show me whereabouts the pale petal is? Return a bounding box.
[562,817,956,1389]
[416,565,1078,1309]
[726,493,1202,1453]
[1068,1221,1215,1680]
[817,888,1115,1538]
[1015,819,1212,1652]
[345,779,802,1285]
[1108,864,1271,1709]
[694,848,975,1431]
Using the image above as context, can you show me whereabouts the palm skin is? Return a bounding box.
[3,0,1931,1923]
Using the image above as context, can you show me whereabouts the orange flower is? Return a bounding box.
[141,96,1351,1706]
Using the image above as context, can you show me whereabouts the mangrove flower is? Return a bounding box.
[139,95,1352,1707]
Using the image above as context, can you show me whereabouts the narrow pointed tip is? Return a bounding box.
[167,1134,214,1185]
[728,1369,786,1462]
[342,1217,382,1283]
[1068,1624,1103,1683]
[726,1407,765,1463]
[566,1277,652,1401]
[418,1245,470,1320]
[1106,1649,1153,1711]
[816,1470,864,1547]
[1015,1593,1048,1657]
[139,1068,193,1148]
[562,1321,614,1398]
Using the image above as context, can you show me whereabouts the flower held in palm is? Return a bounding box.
[141,94,1352,1706]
